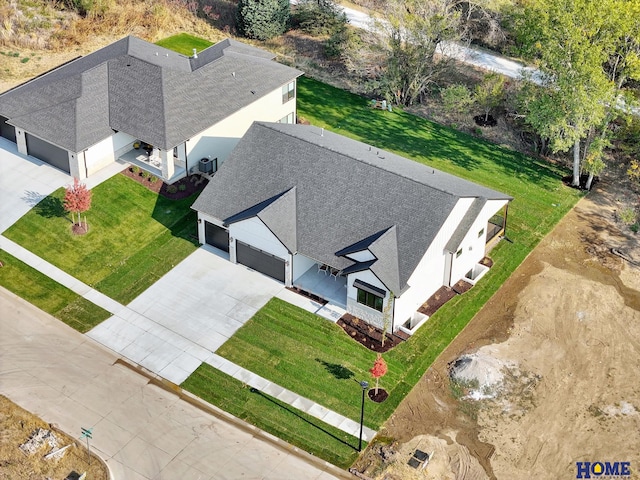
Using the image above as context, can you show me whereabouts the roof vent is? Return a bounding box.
[232,71,236,77]
[154,52,158,56]
[192,48,198,59]
[321,128,324,137]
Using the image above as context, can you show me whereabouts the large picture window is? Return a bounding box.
[282,81,295,104]
[357,288,384,312]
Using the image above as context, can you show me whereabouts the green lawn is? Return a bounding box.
[0,249,111,333]
[4,174,200,305]
[182,363,361,469]
[156,33,213,56]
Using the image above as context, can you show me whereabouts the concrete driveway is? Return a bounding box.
[88,247,287,384]
[0,288,343,480]
[0,138,69,233]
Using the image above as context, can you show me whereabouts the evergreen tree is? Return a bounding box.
[236,0,290,41]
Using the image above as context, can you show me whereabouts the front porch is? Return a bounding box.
[293,264,347,308]
[120,147,186,184]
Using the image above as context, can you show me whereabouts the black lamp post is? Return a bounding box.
[358,380,369,452]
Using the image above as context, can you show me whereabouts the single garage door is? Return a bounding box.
[0,116,16,143]
[236,241,285,282]
[26,133,70,173]
[204,221,229,252]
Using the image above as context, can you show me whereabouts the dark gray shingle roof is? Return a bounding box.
[192,122,512,294]
[0,36,301,152]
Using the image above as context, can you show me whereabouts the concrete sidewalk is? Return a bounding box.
[0,288,347,480]
[0,235,376,441]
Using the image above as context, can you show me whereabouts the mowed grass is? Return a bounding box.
[182,363,361,469]
[4,174,199,305]
[195,77,583,432]
[0,249,110,333]
[155,33,213,56]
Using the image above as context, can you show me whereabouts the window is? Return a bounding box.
[278,112,295,124]
[357,288,384,312]
[456,248,462,258]
[282,81,295,103]
[478,228,485,238]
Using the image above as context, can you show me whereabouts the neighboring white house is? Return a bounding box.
[0,36,301,183]
[192,122,512,334]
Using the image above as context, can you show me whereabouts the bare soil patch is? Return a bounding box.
[355,169,640,479]
[0,395,108,480]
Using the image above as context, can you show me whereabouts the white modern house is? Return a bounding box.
[192,122,512,334]
[0,36,301,183]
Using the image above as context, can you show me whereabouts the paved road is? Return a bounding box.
[0,288,346,480]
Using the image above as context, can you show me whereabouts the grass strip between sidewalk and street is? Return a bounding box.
[0,249,110,333]
[181,363,362,469]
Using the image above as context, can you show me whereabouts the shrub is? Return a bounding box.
[441,84,473,117]
[131,165,140,175]
[141,170,150,180]
[150,175,159,183]
[236,0,290,40]
[167,185,178,194]
[619,207,637,226]
[178,183,187,191]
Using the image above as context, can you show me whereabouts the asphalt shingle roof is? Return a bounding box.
[192,122,512,295]
[0,36,301,152]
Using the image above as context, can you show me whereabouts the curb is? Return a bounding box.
[113,358,357,480]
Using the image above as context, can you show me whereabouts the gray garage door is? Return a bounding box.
[236,241,285,282]
[0,116,16,143]
[25,133,70,173]
[204,221,229,252]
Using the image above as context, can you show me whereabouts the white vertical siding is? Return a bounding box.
[449,198,508,283]
[185,83,297,173]
[393,198,474,328]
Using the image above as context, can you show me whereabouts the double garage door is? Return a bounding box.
[204,221,286,282]
[236,241,286,283]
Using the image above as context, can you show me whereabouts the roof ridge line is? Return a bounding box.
[257,122,461,198]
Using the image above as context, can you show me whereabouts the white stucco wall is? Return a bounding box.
[292,254,317,282]
[448,198,509,283]
[229,217,289,260]
[184,82,297,173]
[392,197,475,328]
[82,132,137,176]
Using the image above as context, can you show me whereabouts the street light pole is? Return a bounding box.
[358,380,369,452]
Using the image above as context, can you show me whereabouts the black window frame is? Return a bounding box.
[357,288,384,312]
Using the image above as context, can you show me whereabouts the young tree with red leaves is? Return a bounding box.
[369,354,388,395]
[64,178,92,228]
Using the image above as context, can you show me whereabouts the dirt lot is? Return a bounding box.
[0,395,108,480]
[354,170,640,479]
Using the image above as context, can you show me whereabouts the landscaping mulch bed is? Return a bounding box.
[120,167,208,199]
[285,286,329,305]
[452,279,473,295]
[480,256,494,268]
[368,388,389,403]
[337,314,404,353]
[417,285,458,317]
